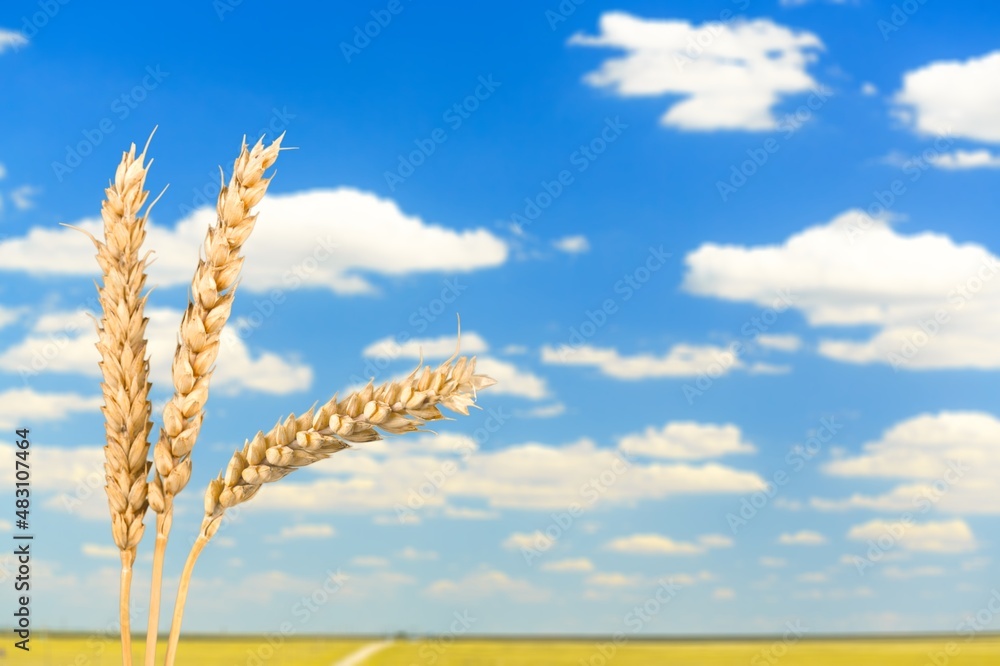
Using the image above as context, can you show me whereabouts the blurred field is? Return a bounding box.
[7,635,1000,665]
[6,635,369,665]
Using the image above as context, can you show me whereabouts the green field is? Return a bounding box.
[8,635,1000,665]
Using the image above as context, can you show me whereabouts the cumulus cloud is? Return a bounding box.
[425,569,549,602]
[541,343,742,379]
[777,530,827,546]
[605,532,733,555]
[363,332,490,360]
[0,188,507,294]
[570,12,823,131]
[0,308,312,395]
[847,519,976,553]
[928,149,1000,170]
[250,436,766,515]
[895,51,1000,143]
[0,29,27,53]
[684,210,1000,370]
[276,524,336,539]
[541,558,595,573]
[0,388,102,429]
[553,235,590,254]
[618,421,755,459]
[814,411,1000,515]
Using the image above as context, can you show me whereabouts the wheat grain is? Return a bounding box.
[163,356,495,665]
[145,135,283,666]
[90,138,156,666]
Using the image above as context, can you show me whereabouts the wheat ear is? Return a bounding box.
[163,356,495,665]
[145,135,283,666]
[90,139,156,666]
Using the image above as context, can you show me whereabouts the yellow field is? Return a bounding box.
[8,635,1000,665]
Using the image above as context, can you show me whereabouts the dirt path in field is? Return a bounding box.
[332,640,395,665]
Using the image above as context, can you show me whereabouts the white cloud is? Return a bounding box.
[778,530,827,546]
[684,209,1000,370]
[277,524,335,539]
[757,334,802,352]
[504,530,555,552]
[474,357,549,399]
[351,556,388,567]
[894,51,1000,142]
[442,506,500,520]
[541,343,742,379]
[517,403,566,419]
[586,572,643,588]
[541,558,594,573]
[847,519,976,553]
[928,149,1000,170]
[570,13,823,131]
[553,235,590,254]
[0,389,102,429]
[9,185,38,210]
[860,82,878,96]
[605,532,732,555]
[816,411,1000,515]
[0,308,312,395]
[397,547,438,561]
[713,587,736,600]
[618,421,755,459]
[362,332,489,360]
[0,29,27,53]
[0,162,6,179]
[251,436,765,514]
[82,543,120,559]
[882,565,945,579]
[759,556,787,568]
[0,188,507,294]
[425,569,549,602]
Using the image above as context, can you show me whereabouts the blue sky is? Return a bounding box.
[2,0,1000,639]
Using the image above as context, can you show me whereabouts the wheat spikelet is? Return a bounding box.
[89,139,156,666]
[200,355,495,536]
[149,134,283,516]
[163,356,494,665]
[146,135,282,666]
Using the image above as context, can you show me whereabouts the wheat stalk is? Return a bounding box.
[145,135,283,665]
[86,138,157,666]
[163,356,495,665]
